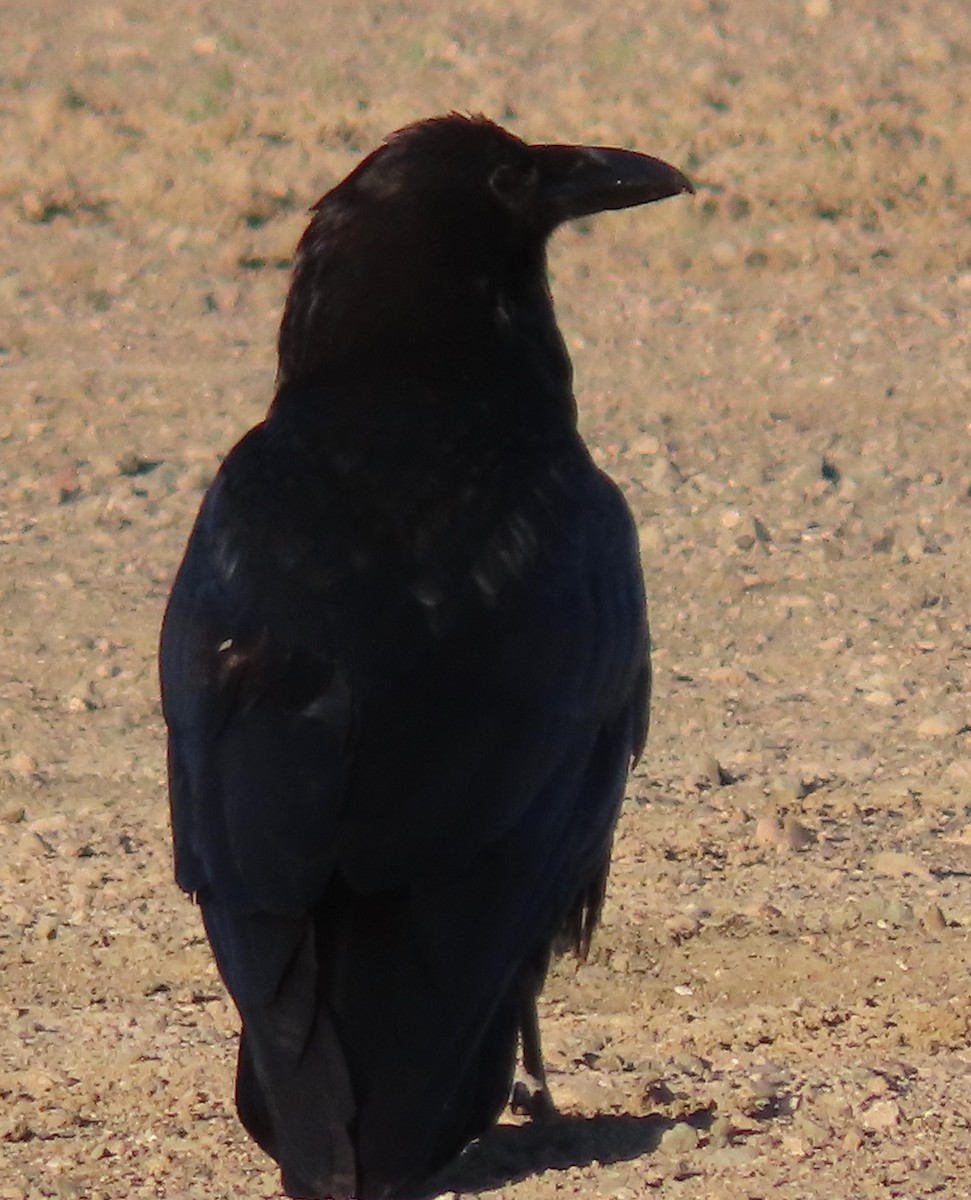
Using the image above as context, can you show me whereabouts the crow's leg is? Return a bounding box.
[510,990,556,1121]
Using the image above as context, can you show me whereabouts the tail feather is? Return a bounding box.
[202,904,358,1198]
[237,1015,357,1200]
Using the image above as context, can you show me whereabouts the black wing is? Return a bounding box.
[160,422,649,1197]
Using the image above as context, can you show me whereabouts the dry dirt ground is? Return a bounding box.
[2,1,970,1197]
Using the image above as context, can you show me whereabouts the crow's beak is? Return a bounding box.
[535,143,694,227]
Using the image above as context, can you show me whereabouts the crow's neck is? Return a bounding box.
[272,268,577,453]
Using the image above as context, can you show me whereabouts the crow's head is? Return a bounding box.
[278,114,692,390]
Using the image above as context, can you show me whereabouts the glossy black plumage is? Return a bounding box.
[160,114,692,1199]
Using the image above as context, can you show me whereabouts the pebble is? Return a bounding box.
[799,1118,832,1145]
[859,1098,902,1130]
[707,1115,732,1147]
[49,466,82,503]
[770,773,809,802]
[706,1144,757,1169]
[659,1121,699,1154]
[859,894,915,927]
[784,816,816,851]
[7,751,37,778]
[671,1052,709,1076]
[65,679,104,713]
[0,1116,34,1143]
[685,754,726,790]
[781,1133,810,1157]
[663,914,702,944]
[942,758,971,785]
[176,464,216,492]
[754,813,814,852]
[638,523,664,554]
[755,814,785,847]
[630,433,662,456]
[916,713,964,738]
[919,904,947,932]
[710,240,740,268]
[842,1126,865,1152]
[747,1070,785,1103]
[870,850,934,882]
[34,915,61,940]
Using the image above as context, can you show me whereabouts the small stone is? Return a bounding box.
[684,754,727,791]
[748,1073,781,1102]
[7,751,37,778]
[818,635,847,652]
[711,240,739,268]
[882,899,915,928]
[65,679,103,713]
[870,851,934,882]
[842,1126,864,1152]
[804,0,832,18]
[755,814,785,847]
[662,914,701,945]
[859,1099,901,1130]
[117,451,147,476]
[770,773,807,802]
[0,1116,34,1143]
[671,1053,709,1076]
[707,666,748,688]
[917,713,964,738]
[798,1118,831,1145]
[49,467,81,503]
[913,1167,949,1191]
[919,904,947,932]
[630,433,662,456]
[176,464,216,492]
[34,915,60,940]
[942,758,971,785]
[21,191,49,222]
[784,816,815,852]
[776,593,814,614]
[660,1122,699,1154]
[638,523,664,554]
[708,1115,732,1148]
[643,1079,676,1107]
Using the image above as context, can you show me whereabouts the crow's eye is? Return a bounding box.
[489,163,535,207]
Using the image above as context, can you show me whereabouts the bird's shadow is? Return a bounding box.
[420,1107,713,1197]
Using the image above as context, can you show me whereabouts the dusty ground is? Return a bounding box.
[1,1,970,1197]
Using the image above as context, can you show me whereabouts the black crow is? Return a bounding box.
[160,114,692,1199]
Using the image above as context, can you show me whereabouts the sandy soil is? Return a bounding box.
[2,1,970,1197]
